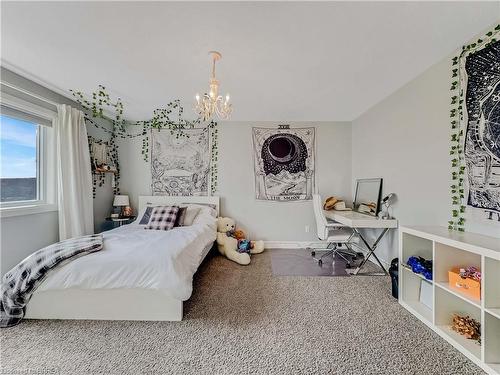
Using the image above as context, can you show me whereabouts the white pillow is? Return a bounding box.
[192,207,217,227]
[183,203,218,218]
[182,206,201,226]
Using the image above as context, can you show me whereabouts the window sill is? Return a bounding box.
[0,203,57,218]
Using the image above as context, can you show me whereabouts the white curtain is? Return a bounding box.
[55,104,94,240]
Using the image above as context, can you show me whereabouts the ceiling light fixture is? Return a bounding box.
[194,51,232,121]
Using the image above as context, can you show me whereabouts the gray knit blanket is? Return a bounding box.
[0,234,103,328]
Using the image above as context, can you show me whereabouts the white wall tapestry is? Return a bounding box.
[450,25,500,230]
[151,128,210,196]
[252,126,315,201]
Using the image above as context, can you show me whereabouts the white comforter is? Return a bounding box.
[37,212,216,301]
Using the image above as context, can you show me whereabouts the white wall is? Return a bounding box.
[0,68,113,275]
[1,211,59,275]
[118,121,352,241]
[352,53,500,265]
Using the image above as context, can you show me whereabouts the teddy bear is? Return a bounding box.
[216,217,265,265]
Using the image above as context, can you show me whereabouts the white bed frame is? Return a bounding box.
[25,195,219,322]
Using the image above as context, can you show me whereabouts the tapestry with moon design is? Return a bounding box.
[151,128,210,196]
[462,40,500,220]
[252,127,315,201]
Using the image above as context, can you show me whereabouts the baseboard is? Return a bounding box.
[263,241,391,269]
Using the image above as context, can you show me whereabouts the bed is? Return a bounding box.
[24,195,219,322]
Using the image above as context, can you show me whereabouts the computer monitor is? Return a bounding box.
[353,178,383,216]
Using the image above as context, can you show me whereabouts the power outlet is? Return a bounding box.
[305,225,310,233]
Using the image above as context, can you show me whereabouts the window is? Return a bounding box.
[0,114,40,203]
[0,91,57,216]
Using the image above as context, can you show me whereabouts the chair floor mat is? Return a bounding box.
[270,248,361,277]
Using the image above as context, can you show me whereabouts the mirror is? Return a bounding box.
[353,178,383,216]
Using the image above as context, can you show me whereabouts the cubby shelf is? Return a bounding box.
[400,264,431,282]
[436,325,481,359]
[402,299,433,324]
[435,281,481,308]
[400,226,500,375]
[490,364,500,374]
[486,308,500,320]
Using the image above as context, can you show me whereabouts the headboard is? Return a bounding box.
[138,196,220,216]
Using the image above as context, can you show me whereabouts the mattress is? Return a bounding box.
[37,211,217,301]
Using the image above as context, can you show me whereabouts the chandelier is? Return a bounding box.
[194,51,232,121]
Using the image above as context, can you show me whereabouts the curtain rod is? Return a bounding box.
[1,81,59,109]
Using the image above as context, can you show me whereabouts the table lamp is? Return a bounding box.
[379,193,396,219]
[113,195,130,217]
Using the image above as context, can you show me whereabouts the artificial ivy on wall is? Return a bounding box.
[71,86,219,196]
[87,135,120,197]
[448,24,499,231]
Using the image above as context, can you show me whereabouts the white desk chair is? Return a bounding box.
[309,194,358,266]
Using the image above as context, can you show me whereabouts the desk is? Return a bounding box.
[324,210,398,275]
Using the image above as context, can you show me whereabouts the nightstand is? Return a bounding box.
[105,216,136,227]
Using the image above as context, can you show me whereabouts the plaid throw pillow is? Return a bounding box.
[144,206,179,231]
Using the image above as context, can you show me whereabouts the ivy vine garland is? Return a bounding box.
[72,85,219,196]
[87,135,120,197]
[448,24,499,231]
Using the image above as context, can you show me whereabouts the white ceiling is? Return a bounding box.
[1,1,499,121]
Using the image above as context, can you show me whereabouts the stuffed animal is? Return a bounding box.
[216,217,264,265]
[227,229,246,241]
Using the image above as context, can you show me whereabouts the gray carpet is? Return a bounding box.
[0,250,484,375]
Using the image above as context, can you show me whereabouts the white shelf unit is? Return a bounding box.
[399,226,500,375]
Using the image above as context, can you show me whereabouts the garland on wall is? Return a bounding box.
[449,24,499,231]
[71,86,219,196]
